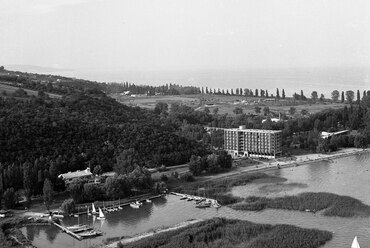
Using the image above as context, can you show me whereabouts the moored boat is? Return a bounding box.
[195,201,211,208]
[97,208,105,220]
[351,236,360,248]
[91,203,97,215]
[79,230,103,238]
[130,202,141,208]
[180,195,188,200]
[146,199,152,203]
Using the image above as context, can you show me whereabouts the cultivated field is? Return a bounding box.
[112,93,346,116]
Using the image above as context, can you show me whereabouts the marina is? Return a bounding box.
[22,152,370,248]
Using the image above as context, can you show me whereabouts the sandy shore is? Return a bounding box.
[262,147,368,170]
[105,219,202,248]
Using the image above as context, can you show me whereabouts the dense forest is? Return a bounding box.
[0,90,208,200]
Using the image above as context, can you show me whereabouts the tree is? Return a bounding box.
[331,90,339,101]
[282,89,285,99]
[345,90,354,104]
[154,181,167,194]
[43,179,53,212]
[357,90,361,104]
[276,88,280,99]
[354,134,367,148]
[212,107,219,115]
[154,102,168,114]
[206,154,220,173]
[255,89,258,97]
[84,183,103,202]
[188,155,202,176]
[301,109,308,115]
[93,165,102,176]
[300,90,306,100]
[254,106,261,114]
[23,161,33,208]
[289,107,296,115]
[319,94,325,102]
[263,106,270,116]
[68,179,85,203]
[341,91,345,103]
[61,199,76,215]
[3,188,17,209]
[216,150,232,169]
[311,91,318,102]
[233,107,243,115]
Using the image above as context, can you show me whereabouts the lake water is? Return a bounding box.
[50,67,370,97]
[24,151,370,248]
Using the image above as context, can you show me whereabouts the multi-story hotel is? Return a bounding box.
[224,126,282,158]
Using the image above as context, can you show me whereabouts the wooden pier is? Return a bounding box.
[52,221,82,240]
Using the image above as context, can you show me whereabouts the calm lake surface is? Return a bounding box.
[24,151,370,248]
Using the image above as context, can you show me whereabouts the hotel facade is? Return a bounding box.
[224,126,282,158]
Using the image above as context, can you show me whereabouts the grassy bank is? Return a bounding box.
[118,218,332,248]
[232,192,370,217]
[173,172,278,205]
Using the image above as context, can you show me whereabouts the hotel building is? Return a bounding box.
[224,126,282,158]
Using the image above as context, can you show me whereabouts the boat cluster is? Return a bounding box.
[179,194,221,209]
[66,224,102,238]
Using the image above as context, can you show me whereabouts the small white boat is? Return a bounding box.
[87,206,91,216]
[136,201,142,206]
[180,195,188,200]
[195,201,211,208]
[130,202,141,208]
[91,203,97,215]
[146,199,152,203]
[351,236,360,248]
[97,208,105,220]
[118,205,123,210]
[79,230,102,238]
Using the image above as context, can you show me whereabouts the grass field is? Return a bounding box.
[112,93,346,116]
[0,83,62,99]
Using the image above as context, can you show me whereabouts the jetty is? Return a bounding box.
[52,221,82,240]
[72,193,163,216]
[170,192,221,208]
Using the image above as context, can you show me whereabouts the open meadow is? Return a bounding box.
[112,93,346,116]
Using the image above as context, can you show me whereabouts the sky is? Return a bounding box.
[1,0,370,71]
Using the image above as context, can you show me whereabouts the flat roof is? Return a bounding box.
[58,169,92,180]
[225,128,282,133]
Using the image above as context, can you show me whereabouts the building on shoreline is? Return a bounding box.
[224,126,282,158]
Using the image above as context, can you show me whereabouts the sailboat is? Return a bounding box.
[97,208,105,220]
[351,236,360,248]
[118,199,123,210]
[87,206,91,216]
[91,203,97,215]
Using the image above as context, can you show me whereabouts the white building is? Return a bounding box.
[224,126,282,158]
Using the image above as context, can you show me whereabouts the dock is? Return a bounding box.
[72,194,163,216]
[52,221,82,240]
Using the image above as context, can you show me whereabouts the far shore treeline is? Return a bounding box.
[0,67,369,209]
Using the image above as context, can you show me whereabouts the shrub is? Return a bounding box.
[180,172,195,182]
[61,199,76,215]
[3,188,17,209]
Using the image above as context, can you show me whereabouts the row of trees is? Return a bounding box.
[201,87,286,99]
